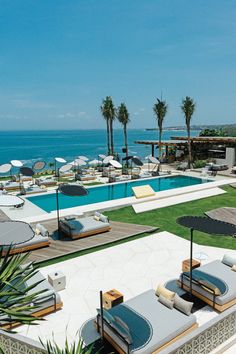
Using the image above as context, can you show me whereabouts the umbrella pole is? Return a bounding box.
[190,227,194,296]
[56,189,61,239]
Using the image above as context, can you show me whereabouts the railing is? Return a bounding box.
[1,306,236,354]
[160,305,236,354]
[0,330,46,354]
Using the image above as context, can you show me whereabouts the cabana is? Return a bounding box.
[95,289,198,354]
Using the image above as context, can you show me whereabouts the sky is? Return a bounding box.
[0,0,236,130]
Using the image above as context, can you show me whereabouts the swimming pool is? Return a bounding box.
[27,175,211,213]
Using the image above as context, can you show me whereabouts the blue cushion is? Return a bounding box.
[110,317,133,344]
[96,308,114,324]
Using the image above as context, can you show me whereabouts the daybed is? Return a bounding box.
[35,177,57,187]
[20,185,45,195]
[0,270,63,329]
[206,163,229,171]
[1,181,21,192]
[95,289,198,354]
[178,258,236,312]
[76,174,96,182]
[0,221,50,255]
[60,213,111,240]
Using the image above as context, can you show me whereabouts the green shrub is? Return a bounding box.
[193,160,207,168]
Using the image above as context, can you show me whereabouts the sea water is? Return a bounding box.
[0,129,199,165]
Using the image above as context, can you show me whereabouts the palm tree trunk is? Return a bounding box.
[124,124,128,162]
[158,128,162,160]
[110,119,114,155]
[187,126,192,168]
[106,119,110,155]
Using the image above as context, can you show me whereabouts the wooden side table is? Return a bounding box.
[103,289,124,309]
[182,259,201,272]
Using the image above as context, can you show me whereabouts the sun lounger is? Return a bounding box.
[95,289,197,354]
[0,270,63,329]
[178,259,236,312]
[132,185,155,199]
[60,214,111,240]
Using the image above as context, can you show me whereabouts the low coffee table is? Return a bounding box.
[103,289,124,309]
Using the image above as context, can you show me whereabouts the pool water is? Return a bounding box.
[27,175,210,213]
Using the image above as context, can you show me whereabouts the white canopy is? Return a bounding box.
[0,164,12,174]
[89,159,102,166]
[0,194,24,207]
[78,156,89,161]
[98,154,106,160]
[109,160,122,168]
[10,160,23,167]
[55,157,67,163]
[103,155,113,164]
[148,156,160,164]
[74,158,87,166]
[59,164,73,173]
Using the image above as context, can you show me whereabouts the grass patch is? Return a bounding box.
[105,186,236,250]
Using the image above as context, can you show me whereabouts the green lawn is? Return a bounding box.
[105,185,236,250]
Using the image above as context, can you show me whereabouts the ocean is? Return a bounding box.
[0,129,199,166]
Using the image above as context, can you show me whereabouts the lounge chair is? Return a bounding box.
[60,213,111,240]
[95,289,198,354]
[0,270,63,329]
[178,257,236,312]
[206,163,228,171]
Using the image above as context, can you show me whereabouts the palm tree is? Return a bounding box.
[117,103,130,162]
[100,96,116,155]
[41,338,94,354]
[0,247,46,329]
[153,98,168,160]
[181,96,196,168]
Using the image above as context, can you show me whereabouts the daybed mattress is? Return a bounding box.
[181,260,236,305]
[60,217,110,236]
[105,289,196,354]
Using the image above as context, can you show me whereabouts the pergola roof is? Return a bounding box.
[134,139,187,146]
[172,136,236,144]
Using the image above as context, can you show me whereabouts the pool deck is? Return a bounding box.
[27,220,158,264]
[2,172,234,223]
[18,231,236,349]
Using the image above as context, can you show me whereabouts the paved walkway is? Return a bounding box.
[18,231,236,349]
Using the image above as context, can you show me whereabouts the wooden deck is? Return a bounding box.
[205,207,236,226]
[28,220,158,264]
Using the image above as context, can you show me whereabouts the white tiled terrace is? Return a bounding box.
[18,231,236,349]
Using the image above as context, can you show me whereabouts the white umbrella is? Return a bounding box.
[148,156,160,164]
[103,155,113,164]
[89,159,102,166]
[0,164,12,174]
[109,160,122,168]
[98,154,106,160]
[0,194,24,207]
[74,159,87,166]
[55,157,67,163]
[10,160,23,167]
[59,164,73,173]
[78,156,89,161]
